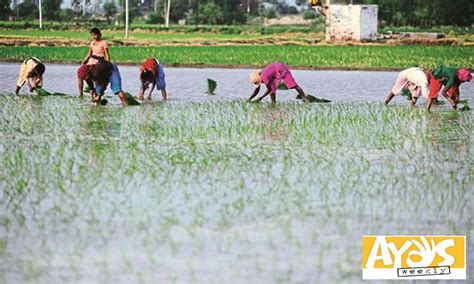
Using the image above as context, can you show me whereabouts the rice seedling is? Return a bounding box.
[124,92,141,106]
[400,89,412,100]
[278,82,288,90]
[35,88,67,96]
[0,94,471,282]
[459,99,470,111]
[207,78,217,95]
[296,94,331,103]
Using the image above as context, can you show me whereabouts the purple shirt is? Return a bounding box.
[260,62,290,94]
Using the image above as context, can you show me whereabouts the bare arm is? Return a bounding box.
[256,90,272,102]
[78,78,84,96]
[85,79,95,98]
[427,98,435,111]
[440,86,458,110]
[82,48,92,65]
[26,75,39,92]
[385,92,395,105]
[26,77,34,92]
[148,82,156,98]
[105,48,110,62]
[294,85,309,103]
[256,85,273,102]
[138,80,147,100]
[247,85,261,102]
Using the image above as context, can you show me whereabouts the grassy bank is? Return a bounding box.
[0,45,473,70]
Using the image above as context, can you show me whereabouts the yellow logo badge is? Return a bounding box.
[362,236,466,279]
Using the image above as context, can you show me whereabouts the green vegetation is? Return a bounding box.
[0,94,471,281]
[459,99,470,111]
[124,92,141,105]
[366,0,472,27]
[35,88,67,96]
[1,45,472,69]
[297,94,331,103]
[207,79,217,95]
[0,28,321,43]
[0,21,323,34]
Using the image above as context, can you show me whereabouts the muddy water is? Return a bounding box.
[1,63,473,103]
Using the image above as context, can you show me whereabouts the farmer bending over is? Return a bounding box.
[138,58,167,100]
[15,57,45,95]
[385,67,431,107]
[426,66,472,111]
[85,62,128,107]
[248,62,309,103]
[77,64,95,97]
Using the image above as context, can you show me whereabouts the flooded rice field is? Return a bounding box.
[1,63,472,103]
[0,64,473,283]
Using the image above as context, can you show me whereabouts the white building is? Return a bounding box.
[327,4,378,41]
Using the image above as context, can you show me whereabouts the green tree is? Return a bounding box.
[43,0,62,20]
[266,8,276,19]
[200,1,223,25]
[17,0,38,20]
[0,0,10,20]
[216,0,246,24]
[156,0,190,23]
[120,0,140,23]
[103,2,118,22]
[365,0,472,27]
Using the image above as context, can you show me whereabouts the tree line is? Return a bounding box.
[0,0,472,27]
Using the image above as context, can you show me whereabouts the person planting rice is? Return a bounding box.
[84,61,128,107]
[384,67,431,107]
[82,28,110,66]
[138,58,167,100]
[77,64,95,97]
[426,66,472,111]
[15,57,46,95]
[247,62,309,103]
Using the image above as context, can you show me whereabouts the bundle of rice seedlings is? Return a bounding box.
[124,92,141,106]
[459,100,470,111]
[296,94,331,103]
[207,79,217,95]
[278,82,288,90]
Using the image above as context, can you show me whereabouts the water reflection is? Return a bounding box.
[0,92,473,282]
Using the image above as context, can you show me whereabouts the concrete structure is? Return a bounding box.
[328,5,378,41]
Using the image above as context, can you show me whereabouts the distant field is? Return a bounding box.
[0,28,324,46]
[0,45,472,70]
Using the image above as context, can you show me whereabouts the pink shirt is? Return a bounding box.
[260,62,292,94]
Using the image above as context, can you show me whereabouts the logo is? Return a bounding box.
[362,236,466,280]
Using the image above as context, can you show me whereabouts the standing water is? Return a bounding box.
[1,63,473,103]
[0,63,473,282]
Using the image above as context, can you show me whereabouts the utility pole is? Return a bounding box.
[165,0,171,27]
[125,0,129,38]
[325,0,330,41]
[39,0,42,29]
[195,0,199,27]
